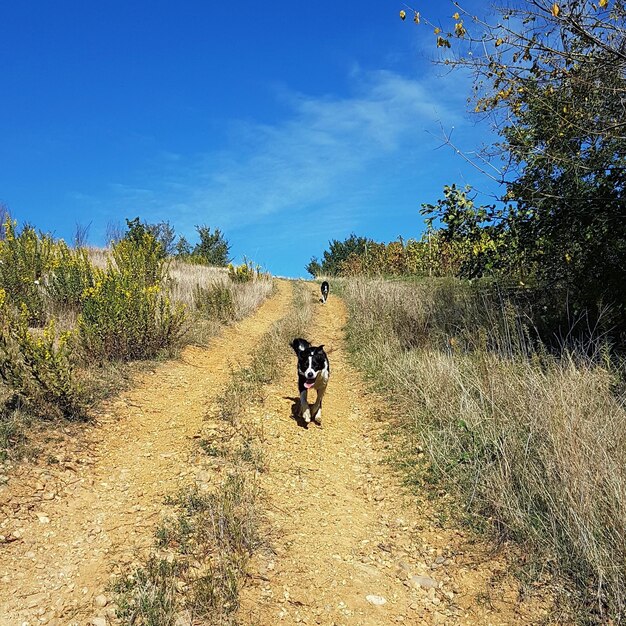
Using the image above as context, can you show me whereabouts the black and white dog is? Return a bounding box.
[291,338,330,425]
[320,280,329,304]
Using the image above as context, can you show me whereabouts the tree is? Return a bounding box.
[406,0,626,338]
[306,257,323,277]
[420,185,502,279]
[146,221,176,256]
[174,235,192,259]
[319,234,373,276]
[191,226,231,266]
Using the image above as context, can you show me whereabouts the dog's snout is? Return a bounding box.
[306,371,316,379]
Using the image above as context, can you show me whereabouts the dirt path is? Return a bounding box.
[0,281,293,626]
[239,290,550,625]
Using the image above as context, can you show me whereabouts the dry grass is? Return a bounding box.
[342,276,626,623]
[168,259,274,345]
[168,259,273,321]
[85,246,110,270]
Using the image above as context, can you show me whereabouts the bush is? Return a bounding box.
[0,290,85,419]
[45,242,96,312]
[112,228,167,288]
[78,268,187,362]
[227,259,262,284]
[0,219,55,325]
[194,283,235,323]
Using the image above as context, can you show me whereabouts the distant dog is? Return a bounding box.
[291,338,330,425]
[320,280,329,304]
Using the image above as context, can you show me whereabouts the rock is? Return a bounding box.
[94,594,108,608]
[366,594,387,606]
[395,560,411,579]
[410,575,438,590]
[91,618,107,626]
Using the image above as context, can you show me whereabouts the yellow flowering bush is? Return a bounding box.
[78,267,187,362]
[0,291,85,419]
[112,230,167,287]
[0,218,55,325]
[227,259,263,283]
[45,242,96,311]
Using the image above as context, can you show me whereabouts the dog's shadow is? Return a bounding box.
[283,396,321,429]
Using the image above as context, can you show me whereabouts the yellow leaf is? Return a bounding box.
[434,26,441,34]
[551,2,560,17]
[453,12,460,20]
[495,38,504,47]
[399,9,406,20]
[413,11,420,23]
[599,0,608,6]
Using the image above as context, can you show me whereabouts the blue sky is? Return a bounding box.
[0,0,501,277]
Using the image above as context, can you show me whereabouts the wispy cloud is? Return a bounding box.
[101,69,466,234]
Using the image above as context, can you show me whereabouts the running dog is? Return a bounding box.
[320,280,329,303]
[291,338,330,425]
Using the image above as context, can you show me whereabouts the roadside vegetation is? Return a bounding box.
[342,275,626,622]
[112,282,312,625]
[0,216,272,461]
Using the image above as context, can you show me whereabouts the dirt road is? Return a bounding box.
[239,289,549,626]
[0,280,549,625]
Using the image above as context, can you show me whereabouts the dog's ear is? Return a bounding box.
[315,344,325,352]
[291,338,310,354]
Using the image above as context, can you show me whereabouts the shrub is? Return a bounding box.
[45,242,96,311]
[0,219,54,325]
[227,259,262,284]
[113,220,167,288]
[194,283,235,323]
[0,290,85,419]
[78,268,187,362]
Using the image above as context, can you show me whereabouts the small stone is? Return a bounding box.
[94,594,108,608]
[410,575,438,590]
[366,594,387,606]
[90,618,106,626]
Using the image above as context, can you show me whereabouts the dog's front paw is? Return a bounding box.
[302,408,311,423]
[313,408,322,425]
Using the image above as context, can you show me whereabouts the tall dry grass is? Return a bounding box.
[168,259,274,321]
[343,276,626,622]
